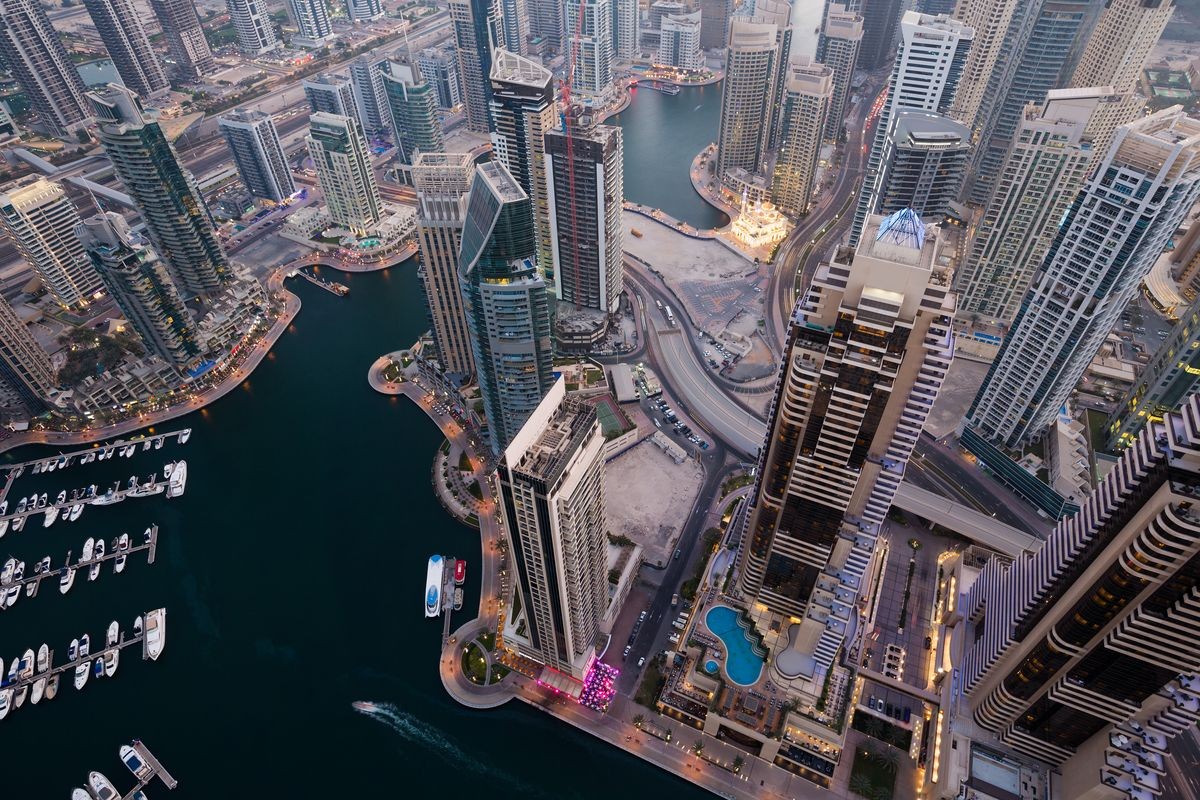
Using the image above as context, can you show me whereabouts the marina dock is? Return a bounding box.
[0,429,190,499]
[1,610,165,701]
[0,464,186,526]
[128,740,178,792]
[288,268,349,297]
[439,557,463,642]
[0,525,159,602]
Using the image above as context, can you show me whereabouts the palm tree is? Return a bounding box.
[848,774,875,798]
[732,755,744,774]
[872,746,900,776]
[632,714,645,728]
[693,738,705,755]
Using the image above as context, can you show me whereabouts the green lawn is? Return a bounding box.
[462,642,488,685]
[720,473,753,497]
[635,660,666,708]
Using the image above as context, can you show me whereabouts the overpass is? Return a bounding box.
[892,482,1042,557]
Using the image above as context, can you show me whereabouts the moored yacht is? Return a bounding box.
[45,672,58,700]
[59,565,76,594]
[0,686,11,720]
[88,771,120,800]
[166,460,187,498]
[68,503,83,522]
[5,561,23,607]
[121,743,154,780]
[179,428,191,444]
[89,539,105,581]
[74,635,90,689]
[55,490,66,504]
[425,555,444,618]
[144,608,165,660]
[42,505,58,528]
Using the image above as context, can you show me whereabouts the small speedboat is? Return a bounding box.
[59,565,76,594]
[45,458,56,472]
[55,490,66,504]
[42,505,59,528]
[89,539,105,581]
[128,475,137,489]
[4,658,17,687]
[154,437,163,450]
[9,515,23,533]
[31,673,45,704]
[103,647,118,677]
[0,557,13,587]
[36,643,48,673]
[37,493,47,508]
[15,497,26,514]
[106,620,119,647]
[142,439,152,452]
[6,561,24,607]
[0,500,7,515]
[68,503,83,522]
[143,526,153,544]
[0,518,7,538]
[68,638,78,662]
[88,771,120,800]
[0,687,11,719]
[122,445,135,458]
[34,556,49,574]
[81,537,94,565]
[32,644,48,703]
[121,743,153,780]
[163,462,173,479]
[179,428,191,444]
[45,673,58,700]
[14,648,33,707]
[115,533,130,574]
[93,658,104,679]
[71,789,90,800]
[74,635,90,689]
[133,615,143,636]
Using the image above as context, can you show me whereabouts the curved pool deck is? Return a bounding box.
[704,606,765,686]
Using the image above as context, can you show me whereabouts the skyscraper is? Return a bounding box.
[771,57,831,219]
[499,378,610,681]
[489,49,556,276]
[307,112,383,235]
[871,111,971,220]
[566,0,615,107]
[958,392,1200,793]
[1070,0,1173,94]
[966,0,1095,205]
[0,0,91,137]
[380,60,445,165]
[77,212,201,369]
[715,20,778,187]
[0,295,54,413]
[964,108,1200,450]
[850,10,973,245]
[816,3,863,143]
[948,0,1021,131]
[527,0,563,52]
[0,179,102,309]
[417,48,462,109]
[545,119,623,313]
[955,88,1113,325]
[225,0,280,55]
[657,11,702,71]
[499,0,529,54]
[739,209,954,668]
[288,0,334,46]
[856,0,905,69]
[450,0,502,133]
[219,110,296,203]
[459,162,554,452]
[1106,294,1200,449]
[344,0,383,22]
[82,0,170,100]
[148,0,216,80]
[303,73,358,118]
[699,0,733,50]
[414,153,476,379]
[89,84,230,298]
[613,0,639,59]
[349,55,390,134]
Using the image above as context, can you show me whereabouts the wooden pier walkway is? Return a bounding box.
[129,740,178,792]
[289,268,349,297]
[4,625,151,695]
[1,525,158,602]
[0,466,183,525]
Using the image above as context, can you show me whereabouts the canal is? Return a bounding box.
[2,266,710,798]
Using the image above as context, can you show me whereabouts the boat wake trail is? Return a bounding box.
[352,702,546,796]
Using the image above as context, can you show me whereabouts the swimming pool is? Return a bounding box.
[705,660,719,674]
[705,606,765,686]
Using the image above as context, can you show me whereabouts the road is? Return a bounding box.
[1163,728,1200,800]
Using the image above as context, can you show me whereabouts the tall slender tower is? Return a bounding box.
[545,118,624,313]
[955,88,1114,325]
[1070,0,1173,94]
[459,162,554,452]
[566,0,615,108]
[78,212,201,369]
[349,55,391,134]
[771,57,831,219]
[344,0,383,22]
[716,20,778,188]
[499,0,529,54]
[219,111,296,203]
[89,84,230,298]
[225,0,280,55]
[0,180,103,309]
[381,60,445,165]
[0,0,91,137]
[964,108,1200,450]
[489,50,557,276]
[959,391,1200,795]
[148,0,216,80]
[739,209,954,669]
[82,0,170,99]
[418,48,462,109]
[966,0,1096,205]
[0,296,54,413]
[288,0,334,46]
[307,112,383,235]
[857,0,905,69]
[527,0,563,52]
[850,10,973,245]
[948,0,1022,132]
[816,3,863,143]
[613,0,639,59]
[872,112,971,219]
[500,378,610,681]
[414,153,476,379]
[303,73,358,118]
[699,0,732,50]
[450,0,502,133]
